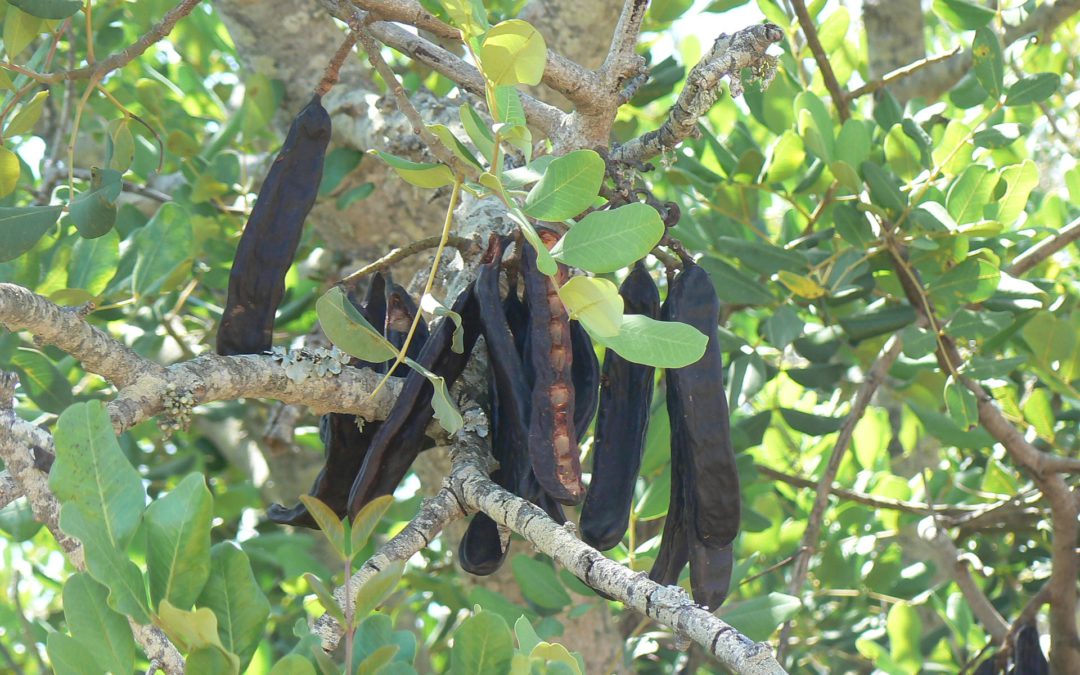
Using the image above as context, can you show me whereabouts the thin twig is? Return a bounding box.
[340,235,478,287]
[789,0,848,120]
[0,0,204,84]
[315,30,359,97]
[1007,217,1080,277]
[776,335,904,661]
[845,46,963,100]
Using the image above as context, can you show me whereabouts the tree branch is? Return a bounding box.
[1007,217,1080,277]
[777,335,904,660]
[320,0,565,138]
[598,0,649,91]
[845,46,962,100]
[349,0,599,108]
[318,431,787,672]
[922,521,1010,644]
[610,23,783,164]
[0,471,20,511]
[0,0,203,84]
[0,373,185,674]
[789,0,848,120]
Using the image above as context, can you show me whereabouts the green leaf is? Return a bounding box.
[592,314,707,368]
[0,205,63,262]
[67,229,119,297]
[764,130,805,183]
[886,601,922,670]
[8,0,82,19]
[336,183,375,209]
[421,293,465,353]
[933,0,995,30]
[512,214,557,275]
[716,592,800,642]
[317,286,399,362]
[351,614,418,670]
[107,118,136,172]
[991,160,1038,226]
[354,560,405,619]
[11,348,73,413]
[51,401,145,551]
[696,257,774,305]
[1004,73,1060,107]
[884,125,923,181]
[5,90,48,137]
[318,147,364,197]
[374,151,455,189]
[973,123,1026,148]
[357,644,400,675]
[351,494,394,559]
[0,146,19,197]
[929,253,1000,308]
[197,543,270,672]
[55,573,135,674]
[777,271,826,299]
[70,168,123,239]
[47,632,98,675]
[795,91,834,162]
[900,325,937,359]
[1022,311,1074,371]
[428,123,483,170]
[298,495,346,560]
[712,237,809,276]
[634,463,671,520]
[404,358,463,434]
[145,473,214,611]
[451,610,514,675]
[514,616,542,654]
[550,203,664,273]
[763,306,804,349]
[490,86,526,126]
[944,377,978,429]
[2,7,43,58]
[557,276,623,338]
[972,28,1004,97]
[1023,388,1055,441]
[816,6,850,54]
[157,600,239,674]
[303,573,346,626]
[778,408,845,436]
[479,20,547,86]
[946,164,999,225]
[269,654,317,675]
[460,104,496,161]
[838,304,916,341]
[132,202,193,298]
[442,0,489,37]
[522,150,604,222]
[835,119,871,170]
[861,161,907,214]
[512,556,572,611]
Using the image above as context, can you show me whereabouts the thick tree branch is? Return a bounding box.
[349,0,599,108]
[318,431,787,672]
[0,283,164,388]
[0,374,184,674]
[1007,217,1080,277]
[845,46,962,100]
[321,0,564,137]
[776,336,904,660]
[0,471,21,511]
[599,0,649,91]
[610,23,783,164]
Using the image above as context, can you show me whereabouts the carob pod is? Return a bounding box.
[384,280,429,364]
[651,262,739,610]
[1010,624,1049,675]
[459,237,529,575]
[570,320,599,439]
[217,95,331,356]
[580,263,660,551]
[267,273,388,528]
[347,284,482,517]
[522,233,583,505]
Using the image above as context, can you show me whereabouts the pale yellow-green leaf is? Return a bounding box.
[157,600,227,653]
[5,90,49,137]
[373,151,455,189]
[765,131,805,183]
[994,159,1038,226]
[0,146,20,197]
[479,20,548,87]
[298,496,346,561]
[777,271,827,299]
[3,7,43,58]
[931,119,973,176]
[557,276,623,338]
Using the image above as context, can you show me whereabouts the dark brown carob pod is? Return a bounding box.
[459,237,530,575]
[268,274,387,528]
[658,262,739,610]
[347,284,482,517]
[581,263,660,550]
[1011,624,1049,674]
[522,233,583,505]
[570,320,599,438]
[217,95,331,356]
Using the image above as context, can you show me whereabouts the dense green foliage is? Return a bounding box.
[1,0,1078,672]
